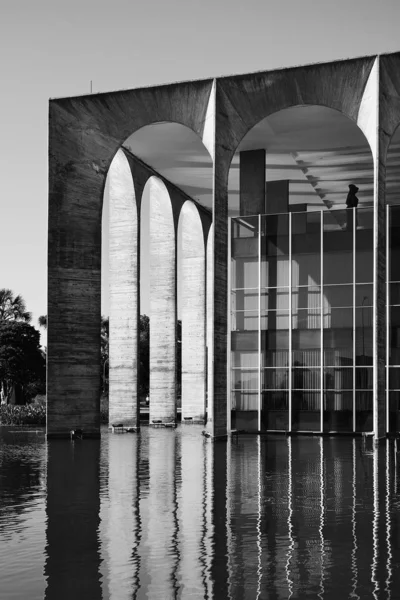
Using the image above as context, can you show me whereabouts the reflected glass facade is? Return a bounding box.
[230,206,382,433]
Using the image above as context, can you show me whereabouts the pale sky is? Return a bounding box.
[1,0,400,347]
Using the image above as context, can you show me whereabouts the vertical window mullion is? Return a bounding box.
[386,204,390,434]
[320,210,324,433]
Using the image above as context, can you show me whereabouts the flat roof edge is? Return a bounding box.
[49,49,400,103]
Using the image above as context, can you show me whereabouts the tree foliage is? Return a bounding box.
[0,289,32,323]
[0,321,46,404]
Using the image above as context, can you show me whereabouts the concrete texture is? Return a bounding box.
[179,201,206,423]
[47,52,400,441]
[47,80,213,438]
[148,177,177,424]
[108,150,139,428]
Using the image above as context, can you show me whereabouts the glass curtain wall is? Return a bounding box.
[230,206,374,433]
[388,205,400,432]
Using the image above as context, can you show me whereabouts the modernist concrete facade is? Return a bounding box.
[47,52,400,440]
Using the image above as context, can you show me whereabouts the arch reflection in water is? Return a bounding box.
[102,433,141,598]
[44,439,101,600]
[5,428,400,598]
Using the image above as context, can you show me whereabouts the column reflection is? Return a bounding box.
[351,439,360,599]
[44,439,101,600]
[385,439,393,598]
[105,433,141,599]
[211,438,230,598]
[318,438,325,600]
[177,429,204,594]
[286,437,294,599]
[200,433,214,598]
[142,429,177,598]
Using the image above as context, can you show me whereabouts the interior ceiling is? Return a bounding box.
[123,106,400,216]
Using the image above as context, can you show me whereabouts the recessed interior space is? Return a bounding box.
[103,123,213,425]
[387,126,400,433]
[228,105,376,433]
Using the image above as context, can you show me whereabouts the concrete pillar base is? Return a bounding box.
[46,432,101,440]
[149,420,177,428]
[201,430,228,442]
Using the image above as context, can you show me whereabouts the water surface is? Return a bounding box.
[1,426,399,599]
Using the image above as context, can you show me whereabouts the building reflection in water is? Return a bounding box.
[40,428,400,598]
[102,433,141,598]
[44,439,102,600]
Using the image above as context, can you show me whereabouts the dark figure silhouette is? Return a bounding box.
[346,184,359,231]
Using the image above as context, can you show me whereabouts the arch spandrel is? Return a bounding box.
[216,56,376,161]
[49,78,215,184]
[380,53,400,160]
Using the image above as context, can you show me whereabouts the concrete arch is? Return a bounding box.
[217,57,376,166]
[108,149,139,428]
[178,201,206,422]
[142,176,176,424]
[227,103,374,215]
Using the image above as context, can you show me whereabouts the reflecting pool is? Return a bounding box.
[1,425,400,599]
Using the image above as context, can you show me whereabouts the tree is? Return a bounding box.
[0,289,32,323]
[0,321,46,404]
[139,315,150,397]
[38,315,47,329]
[101,316,109,393]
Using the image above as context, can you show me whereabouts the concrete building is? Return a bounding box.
[47,52,400,440]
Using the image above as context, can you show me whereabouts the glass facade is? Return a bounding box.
[230,206,380,433]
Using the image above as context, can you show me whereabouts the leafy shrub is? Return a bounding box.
[0,404,46,426]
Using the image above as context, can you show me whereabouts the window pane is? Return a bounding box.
[323,285,352,308]
[292,368,320,389]
[355,368,373,390]
[261,288,289,310]
[232,369,258,390]
[261,311,289,330]
[262,368,288,390]
[292,286,320,309]
[324,367,353,390]
[324,252,353,284]
[232,310,258,332]
[231,350,258,369]
[261,391,288,431]
[292,309,321,330]
[324,391,353,432]
[292,391,321,432]
[355,391,373,432]
[261,257,289,287]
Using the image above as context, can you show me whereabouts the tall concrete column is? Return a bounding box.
[206,225,214,426]
[179,201,206,423]
[148,177,176,424]
[47,162,102,439]
[239,150,266,215]
[108,149,139,428]
[357,57,386,440]
[210,151,230,438]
